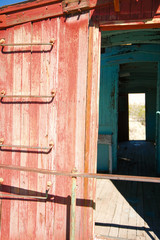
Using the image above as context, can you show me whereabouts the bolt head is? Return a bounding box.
[0,138,4,144]
[49,141,54,148]
[0,39,5,44]
[0,90,5,95]
[50,38,55,45]
[0,178,3,184]
[47,181,52,187]
[51,90,56,96]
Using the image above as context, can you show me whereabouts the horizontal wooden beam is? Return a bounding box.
[0,0,159,30]
[100,22,160,31]
[0,0,114,29]
[0,0,60,14]
[0,3,63,29]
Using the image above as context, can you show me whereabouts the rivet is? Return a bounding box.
[0,178,4,184]
[0,90,5,96]
[50,38,55,45]
[51,89,56,96]
[0,39,5,44]
[0,138,4,144]
[47,181,52,190]
[49,141,54,148]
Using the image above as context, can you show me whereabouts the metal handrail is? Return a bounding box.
[0,139,54,150]
[0,38,55,46]
[0,163,159,183]
[0,164,160,240]
[0,90,56,98]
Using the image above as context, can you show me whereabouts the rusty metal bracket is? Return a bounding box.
[0,90,56,99]
[62,0,89,14]
[114,0,120,12]
[0,180,52,200]
[0,38,55,47]
[0,138,54,151]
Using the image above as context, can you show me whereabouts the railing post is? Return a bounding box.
[70,168,77,240]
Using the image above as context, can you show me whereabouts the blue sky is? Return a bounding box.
[0,0,27,7]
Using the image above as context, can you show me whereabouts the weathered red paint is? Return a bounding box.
[0,0,160,239]
[0,11,91,240]
[91,0,160,25]
[84,23,101,239]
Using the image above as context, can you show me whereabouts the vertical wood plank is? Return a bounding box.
[19,22,32,240]
[114,0,120,12]
[35,20,47,240]
[9,24,23,240]
[141,0,152,18]
[84,22,101,239]
[52,13,90,240]
[130,0,142,19]
[27,21,39,239]
[0,26,15,240]
[45,17,59,240]
[53,16,74,240]
[74,14,88,240]
[118,0,131,20]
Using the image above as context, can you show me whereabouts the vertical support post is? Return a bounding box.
[84,23,101,238]
[109,144,112,174]
[114,0,120,12]
[70,168,77,240]
[156,62,160,174]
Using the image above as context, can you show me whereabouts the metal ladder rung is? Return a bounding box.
[0,38,55,46]
[0,138,54,150]
[0,90,56,99]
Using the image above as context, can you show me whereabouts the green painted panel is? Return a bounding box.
[146,92,156,142]
[102,30,160,47]
[156,62,160,175]
[98,64,119,172]
[97,144,109,172]
[98,44,160,173]
[102,45,160,64]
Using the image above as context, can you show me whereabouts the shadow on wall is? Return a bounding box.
[0,184,95,240]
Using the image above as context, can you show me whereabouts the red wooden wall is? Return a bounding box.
[0,13,97,240]
[91,0,160,29]
[0,0,160,239]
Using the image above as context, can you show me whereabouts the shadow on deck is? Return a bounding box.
[95,141,160,240]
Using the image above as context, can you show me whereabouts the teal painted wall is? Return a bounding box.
[98,63,119,172]
[97,44,160,173]
[146,92,156,142]
[156,63,160,174]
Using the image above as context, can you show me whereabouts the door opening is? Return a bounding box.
[96,25,160,240]
[128,93,146,140]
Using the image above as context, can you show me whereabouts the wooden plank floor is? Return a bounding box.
[95,141,160,240]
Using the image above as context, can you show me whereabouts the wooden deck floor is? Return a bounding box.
[95,141,160,240]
